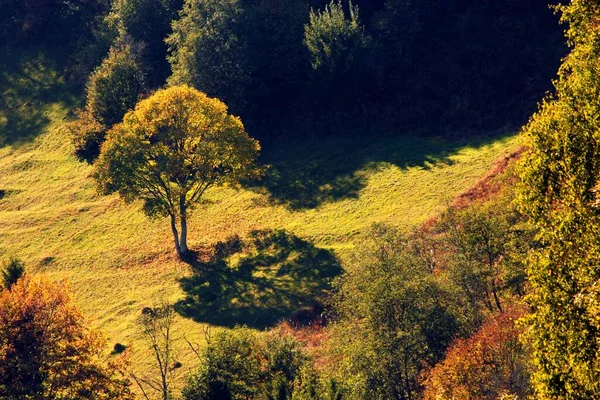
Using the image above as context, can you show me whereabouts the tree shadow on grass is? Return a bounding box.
[176,229,342,329]
[0,46,78,147]
[248,134,512,210]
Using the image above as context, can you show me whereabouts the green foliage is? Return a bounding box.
[304,1,370,73]
[182,328,310,400]
[292,364,344,400]
[303,0,373,133]
[168,0,249,113]
[517,1,600,397]
[94,85,261,258]
[109,0,182,86]
[328,224,457,399]
[1,258,24,290]
[440,200,530,327]
[66,109,107,162]
[86,41,145,127]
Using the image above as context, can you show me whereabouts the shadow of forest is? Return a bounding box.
[0,46,78,147]
[176,229,341,329]
[248,133,511,210]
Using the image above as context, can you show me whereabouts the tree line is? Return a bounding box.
[2,0,565,142]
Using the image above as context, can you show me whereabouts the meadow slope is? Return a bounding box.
[0,48,520,389]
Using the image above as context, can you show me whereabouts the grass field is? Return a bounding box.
[0,48,520,393]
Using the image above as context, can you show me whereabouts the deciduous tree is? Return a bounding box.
[94,85,261,259]
[422,308,530,400]
[167,0,249,114]
[0,275,132,399]
[518,1,600,397]
[328,224,457,399]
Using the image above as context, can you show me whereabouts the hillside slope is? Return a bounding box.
[0,48,520,387]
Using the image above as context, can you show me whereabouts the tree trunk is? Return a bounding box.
[179,195,188,257]
[169,214,182,259]
[492,281,503,312]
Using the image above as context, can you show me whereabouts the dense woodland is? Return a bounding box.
[3,0,600,399]
[1,0,565,141]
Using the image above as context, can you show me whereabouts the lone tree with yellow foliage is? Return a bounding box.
[94,85,261,259]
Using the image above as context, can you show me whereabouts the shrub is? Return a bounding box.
[86,40,145,127]
[182,327,311,399]
[422,308,530,400]
[1,257,24,290]
[66,109,107,162]
[112,343,127,355]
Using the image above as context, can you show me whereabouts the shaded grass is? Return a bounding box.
[0,47,521,395]
[177,230,341,329]
[254,136,471,210]
[0,46,79,146]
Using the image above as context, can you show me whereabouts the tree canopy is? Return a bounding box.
[0,275,132,399]
[518,1,600,397]
[94,85,261,258]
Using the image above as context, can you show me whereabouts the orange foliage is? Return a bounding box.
[422,307,530,400]
[0,275,132,399]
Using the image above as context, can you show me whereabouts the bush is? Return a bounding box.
[422,308,530,400]
[86,40,145,127]
[66,109,107,162]
[182,328,261,400]
[1,257,24,290]
[182,327,311,399]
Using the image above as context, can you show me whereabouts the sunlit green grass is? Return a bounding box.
[0,47,520,394]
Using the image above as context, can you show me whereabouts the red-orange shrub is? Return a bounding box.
[422,307,530,400]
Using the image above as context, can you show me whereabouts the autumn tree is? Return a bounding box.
[517,1,600,397]
[422,308,530,400]
[94,85,261,259]
[0,275,132,399]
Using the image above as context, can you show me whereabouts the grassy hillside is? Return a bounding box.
[0,48,520,391]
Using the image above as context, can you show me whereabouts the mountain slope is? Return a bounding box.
[0,47,520,388]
